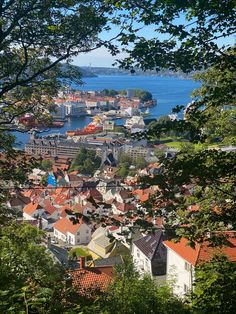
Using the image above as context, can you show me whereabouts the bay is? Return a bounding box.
[13,75,200,148]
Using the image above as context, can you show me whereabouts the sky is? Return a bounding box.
[72,12,235,68]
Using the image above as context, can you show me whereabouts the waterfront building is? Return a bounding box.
[64,101,86,117]
[124,116,145,130]
[51,104,66,119]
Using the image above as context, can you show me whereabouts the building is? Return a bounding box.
[103,120,115,131]
[51,104,66,119]
[53,217,91,245]
[25,135,119,160]
[121,143,150,159]
[64,101,86,117]
[132,231,167,277]
[164,233,236,296]
[124,116,145,129]
[69,257,113,297]
[87,226,129,259]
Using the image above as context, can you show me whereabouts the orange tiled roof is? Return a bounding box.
[164,232,236,266]
[70,266,113,296]
[23,202,41,216]
[53,217,82,235]
[43,199,57,215]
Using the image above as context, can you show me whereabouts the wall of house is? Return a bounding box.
[54,229,67,242]
[76,224,91,245]
[67,231,76,245]
[132,244,152,276]
[23,212,36,220]
[166,247,195,296]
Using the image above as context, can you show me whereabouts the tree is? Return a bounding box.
[0,222,67,313]
[100,257,190,314]
[41,159,52,171]
[70,148,101,175]
[134,89,152,102]
[116,1,236,72]
[191,255,236,314]
[0,0,130,188]
[102,89,119,97]
[110,2,236,246]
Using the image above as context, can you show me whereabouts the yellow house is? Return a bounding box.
[87,227,129,259]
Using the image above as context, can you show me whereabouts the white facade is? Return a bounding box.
[124,116,145,129]
[165,247,195,296]
[23,212,37,221]
[132,243,152,275]
[64,101,86,116]
[54,223,91,245]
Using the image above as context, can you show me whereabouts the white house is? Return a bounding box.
[53,217,91,245]
[23,202,43,220]
[132,231,167,277]
[164,234,236,297]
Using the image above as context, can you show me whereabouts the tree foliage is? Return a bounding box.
[70,148,101,175]
[0,223,66,313]
[115,0,236,72]
[41,159,52,171]
[191,255,236,314]
[134,89,152,102]
[99,257,190,314]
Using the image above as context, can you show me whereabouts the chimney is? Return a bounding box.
[80,256,85,269]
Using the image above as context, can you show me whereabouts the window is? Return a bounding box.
[137,249,140,258]
[185,261,191,271]
[86,230,89,234]
[184,284,189,293]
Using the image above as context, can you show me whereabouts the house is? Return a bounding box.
[7,193,31,212]
[113,190,133,203]
[132,230,167,277]
[23,202,43,220]
[96,179,117,195]
[87,226,129,259]
[69,257,113,298]
[53,217,91,245]
[112,201,136,215]
[164,233,236,296]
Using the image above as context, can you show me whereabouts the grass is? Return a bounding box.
[164,141,184,149]
[68,247,91,259]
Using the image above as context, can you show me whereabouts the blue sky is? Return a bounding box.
[72,14,235,68]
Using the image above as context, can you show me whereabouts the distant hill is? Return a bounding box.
[60,64,97,78]
[80,66,194,79]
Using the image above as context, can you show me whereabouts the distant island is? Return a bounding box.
[61,64,195,79]
[61,63,195,79]
[80,66,195,79]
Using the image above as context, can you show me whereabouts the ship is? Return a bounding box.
[66,116,103,136]
[140,108,150,116]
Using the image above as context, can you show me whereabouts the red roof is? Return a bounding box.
[43,199,57,215]
[164,232,236,266]
[70,266,113,296]
[132,188,155,202]
[53,217,82,235]
[114,201,136,212]
[23,202,41,216]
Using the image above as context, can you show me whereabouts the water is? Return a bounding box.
[13,75,200,147]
